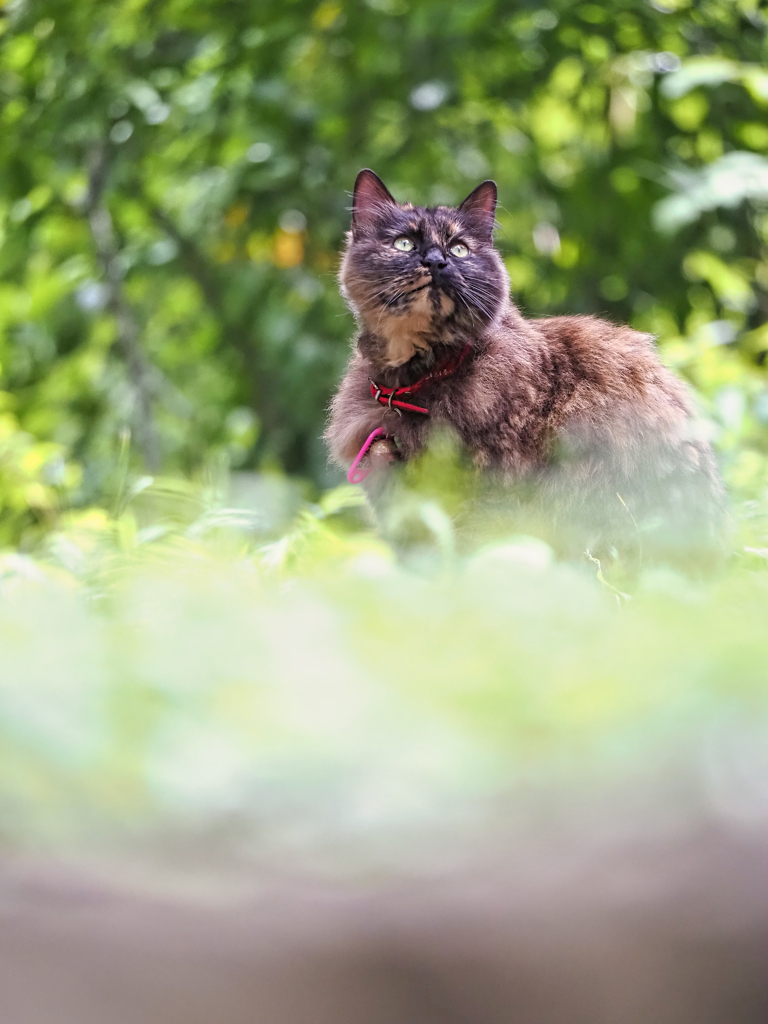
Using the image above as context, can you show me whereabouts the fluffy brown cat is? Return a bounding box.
[326,169,726,564]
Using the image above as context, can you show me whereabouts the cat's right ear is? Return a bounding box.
[351,169,396,233]
[458,180,497,240]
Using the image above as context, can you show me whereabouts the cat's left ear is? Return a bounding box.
[351,169,397,233]
[458,180,497,240]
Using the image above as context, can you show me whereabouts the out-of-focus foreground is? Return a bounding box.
[0,476,767,1021]
[1,0,768,1020]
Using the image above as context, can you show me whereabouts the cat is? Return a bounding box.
[325,169,727,567]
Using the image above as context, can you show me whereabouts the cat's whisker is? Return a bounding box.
[460,291,493,323]
[460,282,499,322]
[453,289,478,327]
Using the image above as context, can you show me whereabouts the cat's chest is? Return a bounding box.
[376,291,457,368]
[372,388,485,459]
[360,362,549,470]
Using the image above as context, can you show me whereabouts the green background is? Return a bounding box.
[0,0,767,545]
[0,0,766,857]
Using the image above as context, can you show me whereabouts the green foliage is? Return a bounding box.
[0,0,766,545]
[0,0,766,870]
[0,472,765,853]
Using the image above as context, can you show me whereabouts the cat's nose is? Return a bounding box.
[422,247,447,271]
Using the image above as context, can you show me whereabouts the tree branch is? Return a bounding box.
[83,145,162,472]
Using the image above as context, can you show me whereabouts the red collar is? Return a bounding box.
[369,343,472,416]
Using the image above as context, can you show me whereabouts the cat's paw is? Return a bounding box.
[367,438,399,467]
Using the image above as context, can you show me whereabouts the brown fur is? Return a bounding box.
[326,171,726,562]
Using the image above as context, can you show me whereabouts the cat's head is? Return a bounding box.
[339,170,509,368]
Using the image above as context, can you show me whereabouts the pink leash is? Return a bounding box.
[347,427,389,484]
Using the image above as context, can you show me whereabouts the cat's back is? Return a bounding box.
[507,313,727,563]
[526,313,692,430]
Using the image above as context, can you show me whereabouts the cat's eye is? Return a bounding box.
[450,242,469,258]
[393,237,415,252]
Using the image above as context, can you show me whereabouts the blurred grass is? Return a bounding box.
[1,470,767,864]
